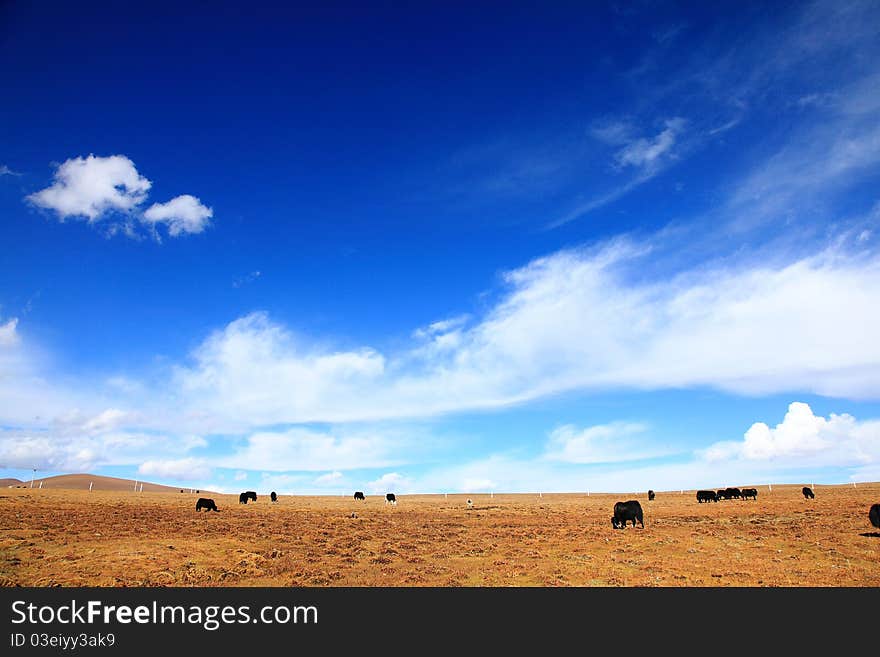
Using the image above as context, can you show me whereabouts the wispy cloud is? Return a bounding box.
[554,1,880,231]
[544,421,666,464]
[613,118,686,171]
[233,271,262,288]
[0,164,22,177]
[549,118,687,228]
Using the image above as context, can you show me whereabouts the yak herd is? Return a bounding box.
[192,486,880,534]
[696,487,758,502]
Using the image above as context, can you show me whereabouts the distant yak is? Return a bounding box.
[354,491,365,501]
[802,487,815,499]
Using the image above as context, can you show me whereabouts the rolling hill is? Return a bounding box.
[2,473,210,493]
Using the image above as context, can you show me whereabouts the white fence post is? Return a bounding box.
[89,482,93,492]
[39,481,43,489]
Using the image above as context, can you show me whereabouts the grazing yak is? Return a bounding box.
[239,491,257,504]
[270,491,277,503]
[741,488,758,500]
[385,493,397,505]
[195,498,219,512]
[648,490,655,501]
[803,486,815,499]
[725,487,742,500]
[611,500,644,529]
[353,491,365,501]
[869,503,880,530]
[716,489,729,500]
[697,490,717,503]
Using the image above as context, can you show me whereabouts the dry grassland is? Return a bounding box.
[1,483,878,587]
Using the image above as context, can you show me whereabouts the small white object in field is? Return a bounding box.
[466,499,473,508]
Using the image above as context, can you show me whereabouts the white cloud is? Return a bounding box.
[142,194,213,236]
[233,471,248,481]
[0,164,21,176]
[0,318,19,346]
[702,402,880,468]
[544,422,661,464]
[174,312,386,427]
[138,458,212,482]
[5,235,880,454]
[213,426,402,472]
[0,434,95,472]
[27,155,151,220]
[138,238,880,428]
[79,408,138,434]
[613,118,685,170]
[367,472,412,494]
[24,154,212,239]
[0,427,204,473]
[314,471,343,486]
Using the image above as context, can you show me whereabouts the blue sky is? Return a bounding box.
[2,0,880,494]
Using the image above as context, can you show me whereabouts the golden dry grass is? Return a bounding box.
[1,484,878,586]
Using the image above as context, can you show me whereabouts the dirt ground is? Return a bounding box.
[1,483,878,586]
